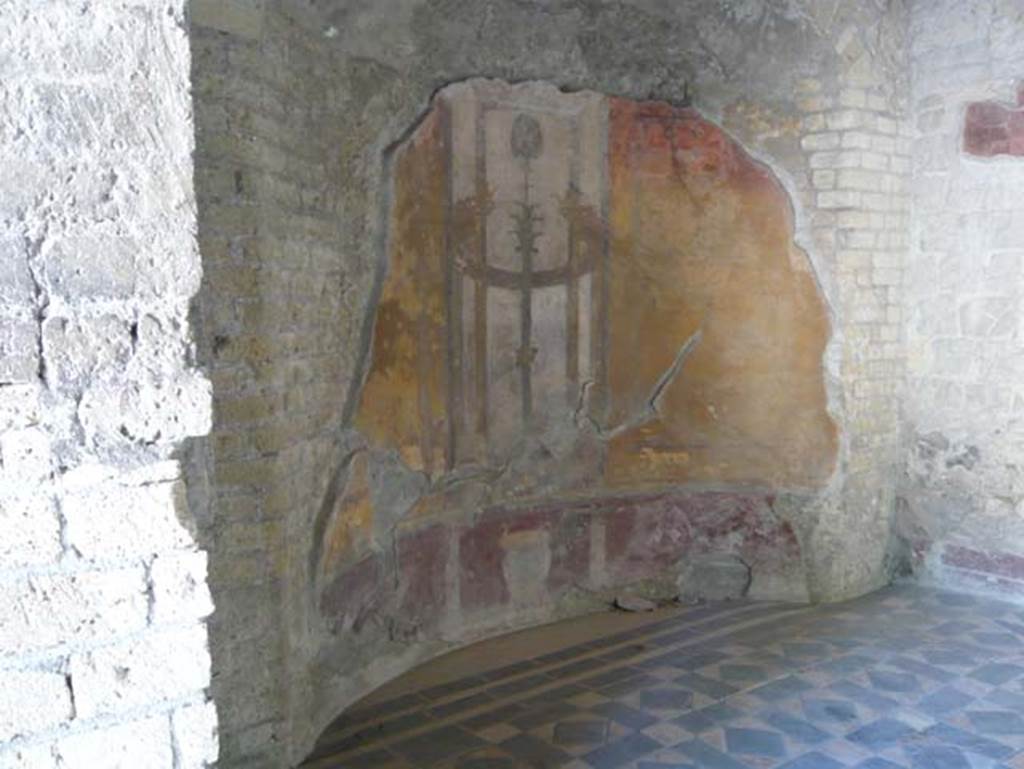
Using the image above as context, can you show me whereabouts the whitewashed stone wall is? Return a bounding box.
[901,0,1024,594]
[0,1,216,767]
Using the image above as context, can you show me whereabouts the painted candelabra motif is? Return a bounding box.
[444,95,609,468]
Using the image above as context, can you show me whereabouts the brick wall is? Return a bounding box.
[184,0,930,765]
[0,1,216,766]
[789,0,913,598]
[901,0,1024,596]
[188,1,377,765]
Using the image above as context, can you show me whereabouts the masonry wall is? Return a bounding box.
[188,2,371,766]
[181,1,916,766]
[901,0,1024,596]
[0,2,216,767]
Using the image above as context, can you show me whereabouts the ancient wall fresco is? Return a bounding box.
[315,80,835,614]
[319,490,806,638]
[606,99,836,487]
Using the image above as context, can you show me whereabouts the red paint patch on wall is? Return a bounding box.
[320,491,805,637]
[459,520,510,611]
[942,544,1024,583]
[939,543,1024,599]
[964,86,1024,157]
[320,554,383,633]
[398,525,449,625]
[604,497,695,581]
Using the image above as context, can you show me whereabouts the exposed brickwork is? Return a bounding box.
[189,1,375,764]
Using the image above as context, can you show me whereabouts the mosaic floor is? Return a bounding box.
[301,586,1024,768]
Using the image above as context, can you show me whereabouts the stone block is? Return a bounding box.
[818,190,862,209]
[172,700,219,768]
[150,551,214,625]
[39,234,136,301]
[62,478,195,561]
[0,567,148,656]
[69,625,211,719]
[0,427,51,487]
[0,742,58,768]
[812,170,836,190]
[0,319,39,384]
[41,315,132,392]
[77,369,212,449]
[0,243,35,307]
[0,669,73,742]
[837,169,881,191]
[0,384,41,432]
[53,715,173,769]
[0,494,62,569]
[801,132,840,151]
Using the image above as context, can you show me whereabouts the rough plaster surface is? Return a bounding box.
[0,0,216,766]
[188,0,913,765]
[900,0,1024,597]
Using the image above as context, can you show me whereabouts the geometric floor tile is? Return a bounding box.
[845,717,918,750]
[300,586,1024,769]
[724,726,787,757]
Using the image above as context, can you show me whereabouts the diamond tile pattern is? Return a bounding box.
[300,587,1024,768]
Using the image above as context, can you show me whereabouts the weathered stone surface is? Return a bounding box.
[150,551,215,626]
[62,475,195,562]
[678,554,752,602]
[52,716,174,769]
[0,494,62,569]
[68,626,211,719]
[0,0,215,762]
[0,569,148,657]
[171,701,220,769]
[0,670,73,743]
[614,595,657,612]
[901,3,1024,598]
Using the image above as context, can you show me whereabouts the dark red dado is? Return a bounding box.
[963,84,1024,157]
[318,490,803,636]
[941,543,1024,597]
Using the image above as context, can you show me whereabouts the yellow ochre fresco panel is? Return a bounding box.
[605,98,836,488]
